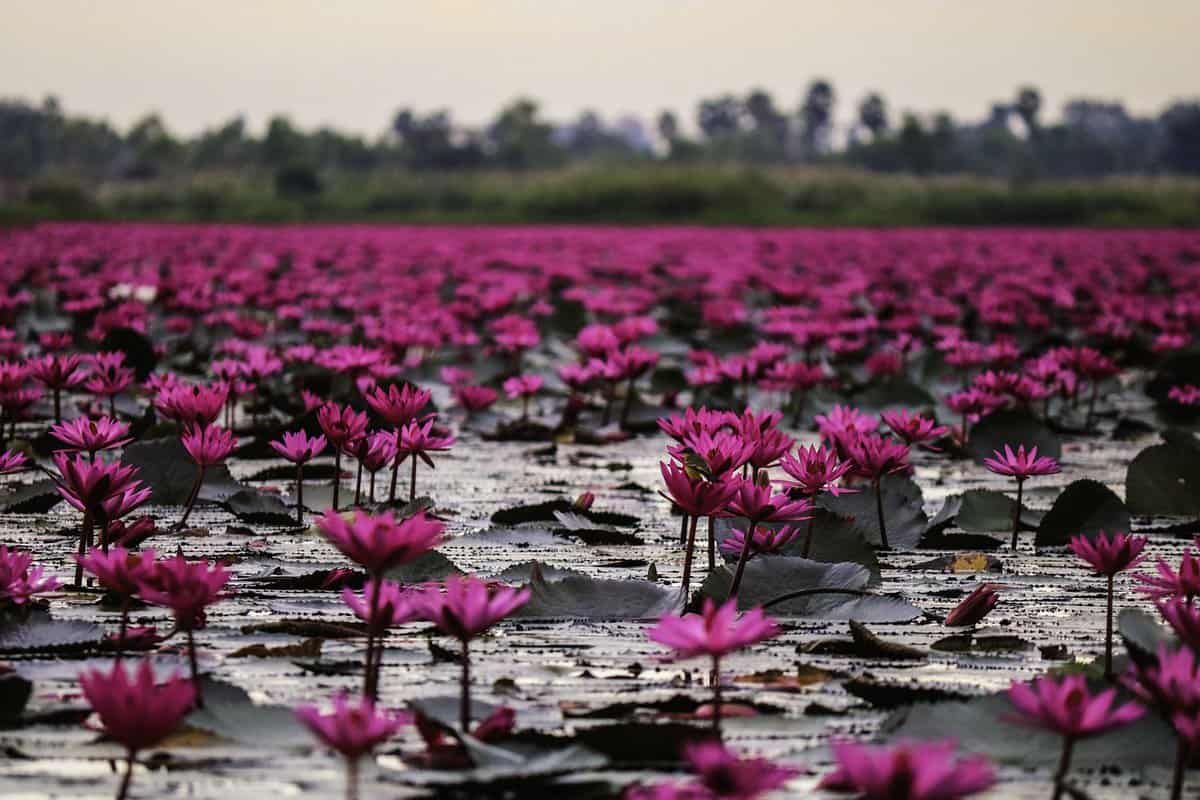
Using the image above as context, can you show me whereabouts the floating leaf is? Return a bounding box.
[491,499,638,529]
[224,489,295,526]
[967,410,1062,464]
[883,690,1177,768]
[515,572,680,620]
[0,610,103,656]
[1125,442,1200,517]
[186,678,311,749]
[100,327,157,380]
[0,479,62,514]
[123,437,243,505]
[956,489,1040,534]
[1036,479,1130,548]
[714,510,881,584]
[818,475,927,549]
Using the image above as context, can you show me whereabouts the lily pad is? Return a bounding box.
[490,499,638,529]
[186,678,312,749]
[0,479,63,514]
[0,610,104,656]
[123,437,243,505]
[224,489,295,526]
[818,475,927,550]
[1035,479,1130,548]
[514,571,680,620]
[967,410,1062,464]
[1125,442,1200,517]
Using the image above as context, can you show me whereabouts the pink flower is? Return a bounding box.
[844,433,911,481]
[1135,550,1200,602]
[503,373,543,399]
[881,409,949,448]
[420,575,530,641]
[342,579,424,630]
[1069,531,1147,577]
[573,490,596,510]
[657,407,736,442]
[181,424,236,467]
[1169,385,1200,406]
[137,555,230,631]
[29,353,87,390]
[1007,674,1144,739]
[396,418,455,464]
[685,740,798,798]
[49,417,133,455]
[358,430,399,473]
[154,382,227,427]
[671,430,755,478]
[659,462,740,517]
[983,444,1060,481]
[364,383,432,427]
[76,546,156,596]
[295,693,409,760]
[78,658,195,754]
[0,545,59,606]
[944,584,1000,627]
[453,384,498,412]
[316,509,444,575]
[1158,599,1200,652]
[269,430,328,464]
[53,452,150,523]
[725,478,813,525]
[778,444,854,496]
[820,739,995,800]
[718,525,801,559]
[647,598,780,660]
[1124,645,1200,735]
[317,402,370,448]
[0,449,28,475]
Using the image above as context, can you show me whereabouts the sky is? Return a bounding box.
[1,0,1197,137]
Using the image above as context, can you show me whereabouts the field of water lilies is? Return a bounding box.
[4,224,1200,799]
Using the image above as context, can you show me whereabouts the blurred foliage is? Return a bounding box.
[3,166,1198,226]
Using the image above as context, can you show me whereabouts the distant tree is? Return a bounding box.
[1160,102,1200,174]
[800,79,835,158]
[657,110,680,144]
[486,98,562,169]
[697,95,742,142]
[858,93,888,138]
[190,116,252,169]
[262,115,307,167]
[743,89,788,159]
[125,114,180,178]
[1015,86,1042,135]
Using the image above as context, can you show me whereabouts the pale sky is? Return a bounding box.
[2,0,1197,137]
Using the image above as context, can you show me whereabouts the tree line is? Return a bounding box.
[2,82,1199,191]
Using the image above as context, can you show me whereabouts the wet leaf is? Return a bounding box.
[818,475,927,550]
[384,549,464,583]
[491,499,639,528]
[1036,479,1130,548]
[123,437,243,504]
[883,690,1178,767]
[955,489,1040,534]
[1125,442,1200,517]
[0,479,63,514]
[714,510,881,584]
[229,638,323,659]
[931,633,1033,653]
[843,677,969,708]
[186,678,311,749]
[0,609,103,656]
[0,669,33,720]
[224,489,295,526]
[1118,607,1177,666]
[968,410,1062,464]
[515,571,680,620]
[100,327,157,380]
[846,620,927,660]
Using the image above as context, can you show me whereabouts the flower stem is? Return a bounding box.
[387,443,401,503]
[1172,739,1188,800]
[1104,573,1115,681]
[187,628,204,708]
[1052,736,1075,800]
[115,750,136,800]
[332,450,342,511]
[460,639,471,732]
[619,377,635,429]
[1011,479,1024,550]
[363,575,383,700]
[681,515,700,599]
[679,513,689,547]
[706,515,715,571]
[728,516,757,599]
[116,595,130,662]
[874,479,889,549]
[177,465,206,528]
[354,458,363,507]
[801,515,817,558]
[296,463,304,527]
[711,654,723,740]
[74,511,92,588]
[345,755,360,800]
[410,456,418,503]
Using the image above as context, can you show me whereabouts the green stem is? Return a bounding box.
[1052,737,1075,800]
